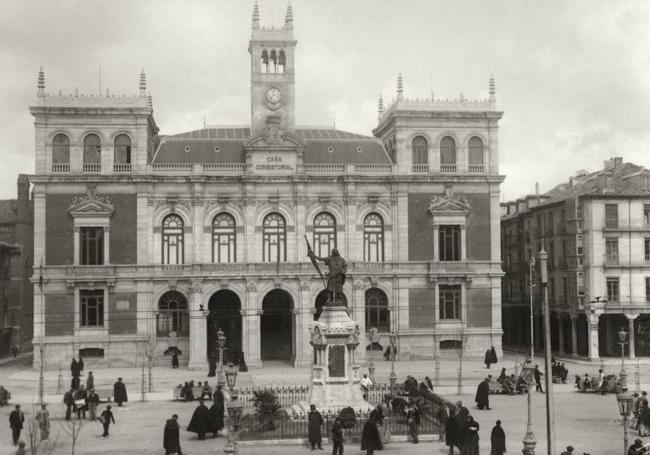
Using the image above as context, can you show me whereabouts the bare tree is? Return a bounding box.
[454,329,469,395]
[25,402,58,455]
[56,404,86,455]
[135,338,156,401]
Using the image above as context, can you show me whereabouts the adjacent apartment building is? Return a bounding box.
[501,158,650,360]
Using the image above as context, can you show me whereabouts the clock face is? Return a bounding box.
[265,87,282,105]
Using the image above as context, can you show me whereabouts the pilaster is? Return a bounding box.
[626,313,639,359]
[295,280,312,367]
[245,280,261,367]
[188,280,207,370]
[570,314,578,357]
[587,313,600,360]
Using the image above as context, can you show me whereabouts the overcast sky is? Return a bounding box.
[1,0,649,200]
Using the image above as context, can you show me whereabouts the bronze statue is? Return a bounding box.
[306,237,347,304]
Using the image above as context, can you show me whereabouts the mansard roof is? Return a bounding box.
[152,127,392,165]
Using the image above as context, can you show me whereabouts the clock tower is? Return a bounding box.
[249,2,297,137]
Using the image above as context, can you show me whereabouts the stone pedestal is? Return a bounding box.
[303,304,373,413]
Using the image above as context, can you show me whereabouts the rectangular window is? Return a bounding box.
[606,238,619,264]
[647,277,650,303]
[605,204,619,229]
[80,227,104,265]
[438,225,461,261]
[80,290,104,327]
[606,277,620,303]
[644,204,650,226]
[646,238,650,262]
[439,285,461,320]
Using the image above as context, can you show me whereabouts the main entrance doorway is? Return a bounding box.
[207,290,242,364]
[261,289,293,361]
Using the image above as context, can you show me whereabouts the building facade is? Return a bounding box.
[501,158,650,360]
[0,175,34,355]
[30,4,504,369]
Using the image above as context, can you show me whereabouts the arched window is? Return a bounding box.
[52,134,70,164]
[364,213,384,262]
[263,213,286,262]
[83,134,101,164]
[365,288,389,333]
[412,136,428,164]
[313,212,336,258]
[270,50,278,73]
[278,50,286,73]
[261,50,269,73]
[212,213,236,263]
[114,134,131,164]
[162,214,184,265]
[440,136,456,172]
[157,291,189,336]
[468,136,484,171]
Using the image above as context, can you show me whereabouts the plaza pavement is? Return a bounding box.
[0,353,640,454]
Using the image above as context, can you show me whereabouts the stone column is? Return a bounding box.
[103,226,110,264]
[570,314,578,357]
[587,313,600,360]
[557,314,565,354]
[245,280,261,368]
[188,280,206,370]
[294,280,313,367]
[352,279,366,362]
[626,313,639,359]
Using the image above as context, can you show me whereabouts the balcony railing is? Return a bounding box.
[152,163,193,173]
[412,164,429,173]
[82,163,101,173]
[113,163,132,173]
[440,163,457,173]
[468,163,484,173]
[304,164,346,174]
[354,163,393,173]
[52,163,70,173]
[203,163,246,173]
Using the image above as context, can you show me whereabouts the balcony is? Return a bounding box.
[113,163,132,173]
[152,163,193,173]
[304,163,345,174]
[354,163,393,173]
[468,163,485,173]
[603,222,650,232]
[412,164,429,174]
[52,163,70,173]
[203,163,246,174]
[82,163,101,174]
[440,164,457,173]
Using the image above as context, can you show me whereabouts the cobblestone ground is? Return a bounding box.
[0,354,635,454]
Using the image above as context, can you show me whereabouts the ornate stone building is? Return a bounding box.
[30,3,504,369]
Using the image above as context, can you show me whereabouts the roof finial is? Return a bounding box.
[147,91,153,109]
[397,73,404,101]
[252,1,260,30]
[284,2,293,29]
[378,94,384,119]
[37,67,45,97]
[489,73,496,104]
[139,68,147,97]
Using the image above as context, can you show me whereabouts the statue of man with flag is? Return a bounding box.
[305,236,348,304]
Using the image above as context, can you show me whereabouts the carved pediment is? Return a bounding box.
[68,186,115,217]
[244,133,304,148]
[428,185,471,215]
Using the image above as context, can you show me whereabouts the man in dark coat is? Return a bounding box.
[489,346,498,364]
[484,349,493,369]
[9,404,24,446]
[100,405,115,438]
[164,414,183,455]
[64,388,75,421]
[331,416,344,455]
[490,420,506,455]
[308,404,324,450]
[171,351,179,369]
[86,371,94,390]
[208,386,225,437]
[70,358,79,377]
[207,353,217,377]
[113,378,128,406]
[475,378,491,410]
[71,375,80,391]
[78,357,84,374]
[533,365,544,392]
[187,399,210,440]
[361,414,383,455]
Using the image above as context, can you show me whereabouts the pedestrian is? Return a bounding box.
[87,388,99,421]
[405,402,420,443]
[70,357,79,377]
[11,344,19,359]
[489,346,498,364]
[113,377,128,407]
[86,371,94,390]
[629,439,645,454]
[438,403,450,442]
[640,391,648,409]
[308,403,324,450]
[164,414,183,455]
[35,404,50,442]
[70,375,80,391]
[490,420,506,455]
[424,376,434,391]
[560,446,574,455]
[187,399,210,440]
[533,365,544,393]
[15,440,26,455]
[0,385,10,406]
[361,374,372,400]
[638,402,650,436]
[462,414,480,455]
[207,353,217,377]
[78,357,84,374]
[484,349,493,369]
[172,350,179,369]
[74,385,88,419]
[64,388,74,420]
[9,404,25,446]
[100,405,115,438]
[361,413,383,455]
[475,377,491,410]
[331,416,344,455]
[208,386,225,437]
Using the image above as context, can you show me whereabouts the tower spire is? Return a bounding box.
[396,73,404,101]
[252,1,260,30]
[489,73,496,104]
[139,68,147,98]
[378,94,384,119]
[284,2,293,29]
[37,67,45,97]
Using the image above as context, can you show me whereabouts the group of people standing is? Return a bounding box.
[442,401,506,455]
[185,385,226,440]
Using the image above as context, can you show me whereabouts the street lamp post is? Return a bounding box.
[528,257,536,364]
[224,363,242,455]
[617,392,634,455]
[522,257,537,455]
[367,328,376,382]
[539,247,556,455]
[217,328,227,388]
[388,333,397,393]
[618,328,629,392]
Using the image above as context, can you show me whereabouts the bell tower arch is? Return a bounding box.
[249,2,297,137]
